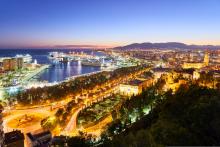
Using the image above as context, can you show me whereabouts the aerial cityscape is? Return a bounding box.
[0,0,220,147]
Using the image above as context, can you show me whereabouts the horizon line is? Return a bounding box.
[0,41,220,49]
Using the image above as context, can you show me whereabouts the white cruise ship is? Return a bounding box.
[15,54,32,63]
[81,59,104,67]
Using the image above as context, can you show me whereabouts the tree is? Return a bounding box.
[101,84,220,146]
[55,108,64,117]
[67,136,89,147]
[216,82,220,90]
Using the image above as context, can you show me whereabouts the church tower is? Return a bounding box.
[203,51,209,66]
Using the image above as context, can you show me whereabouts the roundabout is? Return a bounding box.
[7,113,44,129]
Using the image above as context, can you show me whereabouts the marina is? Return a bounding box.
[0,49,138,101]
[0,49,106,84]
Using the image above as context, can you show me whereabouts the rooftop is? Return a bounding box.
[51,136,67,145]
[27,130,51,141]
[174,69,195,74]
[4,130,24,145]
[152,68,172,72]
[128,79,144,86]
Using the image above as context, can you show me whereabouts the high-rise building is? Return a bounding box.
[3,58,17,71]
[0,104,4,147]
[3,59,11,71]
[16,58,24,69]
[3,58,23,71]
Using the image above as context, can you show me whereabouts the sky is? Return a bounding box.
[0,0,220,48]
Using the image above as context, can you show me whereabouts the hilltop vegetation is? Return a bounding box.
[100,84,220,146]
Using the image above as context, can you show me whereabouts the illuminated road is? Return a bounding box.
[3,106,59,147]
[62,87,116,135]
[62,67,151,135]
[3,99,70,134]
[63,107,83,134]
[3,66,151,138]
[3,106,52,133]
[83,115,113,136]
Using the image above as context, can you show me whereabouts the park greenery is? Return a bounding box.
[99,83,220,146]
[104,77,166,136]
[77,94,124,128]
[16,65,147,105]
[196,71,219,88]
[41,99,78,130]
[47,70,220,146]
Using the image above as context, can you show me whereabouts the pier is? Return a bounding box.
[21,64,50,83]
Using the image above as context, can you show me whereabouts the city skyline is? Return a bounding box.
[0,0,220,48]
[1,0,220,146]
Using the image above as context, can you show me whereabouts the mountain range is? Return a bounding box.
[113,42,220,50]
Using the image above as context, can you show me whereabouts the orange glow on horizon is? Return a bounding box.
[1,40,220,49]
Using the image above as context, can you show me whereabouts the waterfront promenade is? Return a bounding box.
[21,64,50,83]
[25,69,110,89]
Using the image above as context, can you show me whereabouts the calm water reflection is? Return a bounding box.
[37,61,100,82]
[0,49,102,83]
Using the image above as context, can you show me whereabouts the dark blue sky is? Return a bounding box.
[0,0,220,48]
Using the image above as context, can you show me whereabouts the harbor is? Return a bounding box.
[48,51,113,67]
[21,64,50,83]
[0,49,139,101]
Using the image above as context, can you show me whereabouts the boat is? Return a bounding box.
[81,59,104,67]
[48,52,59,58]
[59,57,70,63]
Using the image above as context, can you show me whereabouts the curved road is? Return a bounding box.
[3,106,52,133]
[62,67,151,135]
[63,107,83,135]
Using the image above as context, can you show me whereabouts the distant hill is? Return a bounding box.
[113,42,220,50]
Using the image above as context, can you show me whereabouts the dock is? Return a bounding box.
[21,64,50,83]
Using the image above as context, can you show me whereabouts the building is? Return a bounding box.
[3,58,24,71]
[0,61,3,70]
[26,130,52,147]
[182,62,204,69]
[119,80,143,96]
[3,58,16,71]
[51,136,68,147]
[4,130,24,147]
[119,78,153,96]
[152,68,171,80]
[16,58,24,69]
[15,54,32,63]
[174,69,194,80]
[0,104,4,147]
[193,70,200,80]
[182,52,209,69]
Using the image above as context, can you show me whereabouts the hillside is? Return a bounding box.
[100,84,220,146]
[114,42,220,50]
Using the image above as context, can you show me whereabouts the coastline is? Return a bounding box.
[22,64,50,83]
